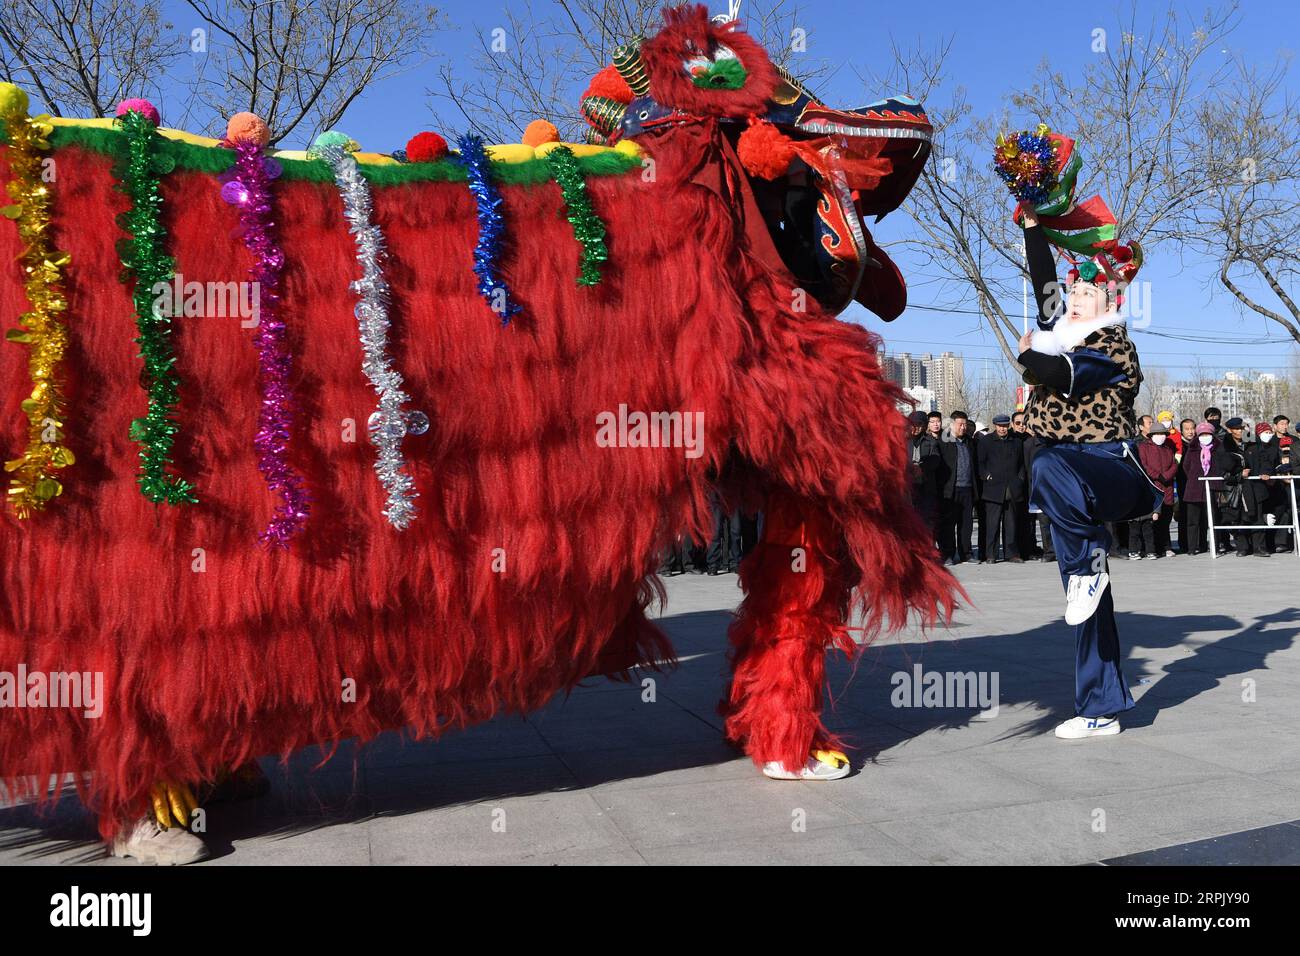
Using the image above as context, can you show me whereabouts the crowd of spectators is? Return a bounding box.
[908,406,1296,563]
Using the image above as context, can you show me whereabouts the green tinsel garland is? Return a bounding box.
[114,109,196,505]
[544,145,609,287]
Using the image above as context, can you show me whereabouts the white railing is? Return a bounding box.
[1198,475,1299,559]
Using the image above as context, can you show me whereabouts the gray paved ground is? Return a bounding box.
[3,553,1299,865]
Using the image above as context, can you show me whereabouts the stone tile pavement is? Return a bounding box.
[2,553,1297,864]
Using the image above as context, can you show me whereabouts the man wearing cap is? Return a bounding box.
[1015,206,1160,740]
[976,414,1026,562]
[1216,417,1261,556]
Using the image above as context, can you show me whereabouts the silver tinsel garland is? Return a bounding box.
[316,144,425,529]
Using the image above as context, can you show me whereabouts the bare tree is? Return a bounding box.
[183,0,442,146]
[865,2,1239,369]
[428,0,826,144]
[0,0,183,117]
[1180,57,1300,343]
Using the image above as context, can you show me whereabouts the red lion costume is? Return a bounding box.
[0,4,958,840]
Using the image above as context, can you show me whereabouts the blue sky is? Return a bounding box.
[150,0,1297,382]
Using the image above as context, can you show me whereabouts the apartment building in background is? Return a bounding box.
[878,348,965,414]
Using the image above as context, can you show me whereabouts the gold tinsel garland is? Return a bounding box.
[1,85,74,517]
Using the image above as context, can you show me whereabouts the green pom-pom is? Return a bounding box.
[312,130,355,151]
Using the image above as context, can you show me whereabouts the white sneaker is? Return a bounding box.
[110,816,210,865]
[1054,714,1121,739]
[762,750,851,781]
[1064,571,1109,625]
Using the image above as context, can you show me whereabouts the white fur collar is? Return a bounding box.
[1029,315,1124,356]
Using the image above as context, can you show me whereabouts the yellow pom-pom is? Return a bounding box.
[0,83,30,117]
[522,119,560,148]
[225,111,271,147]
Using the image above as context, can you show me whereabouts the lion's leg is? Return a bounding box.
[103,761,267,866]
[722,491,854,778]
[106,779,209,865]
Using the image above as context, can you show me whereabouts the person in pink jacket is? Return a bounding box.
[1130,422,1180,558]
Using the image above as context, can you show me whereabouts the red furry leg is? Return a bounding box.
[722,492,855,771]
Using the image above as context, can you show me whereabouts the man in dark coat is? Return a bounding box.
[1022,430,1055,561]
[976,414,1026,562]
[1244,422,1283,558]
[908,410,943,542]
[1214,417,1259,555]
[1012,411,1037,557]
[939,410,979,564]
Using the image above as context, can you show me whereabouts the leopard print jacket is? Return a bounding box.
[1023,324,1141,443]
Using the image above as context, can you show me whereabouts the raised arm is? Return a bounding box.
[1020,208,1062,329]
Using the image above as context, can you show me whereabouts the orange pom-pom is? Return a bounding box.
[582,65,634,105]
[737,120,797,180]
[226,112,270,147]
[522,119,560,148]
[405,131,448,163]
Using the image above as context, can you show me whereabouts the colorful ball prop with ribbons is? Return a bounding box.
[995,124,1143,297]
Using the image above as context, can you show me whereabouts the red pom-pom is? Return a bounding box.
[583,65,634,105]
[116,97,160,126]
[737,120,797,180]
[405,131,448,163]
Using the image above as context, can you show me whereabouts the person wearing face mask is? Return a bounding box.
[1204,407,1226,439]
[1180,422,1221,554]
[1277,430,1296,552]
[1157,411,1178,452]
[1174,418,1197,552]
[1130,423,1178,559]
[1245,422,1281,557]
[1013,198,1158,741]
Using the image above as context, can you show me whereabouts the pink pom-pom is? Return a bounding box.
[116,98,160,126]
[405,131,448,163]
[226,112,271,147]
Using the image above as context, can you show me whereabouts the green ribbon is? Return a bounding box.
[114,109,196,505]
[544,145,609,287]
[1040,222,1116,255]
[1036,152,1082,218]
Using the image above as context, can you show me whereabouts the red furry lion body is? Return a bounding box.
[0,12,958,836]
